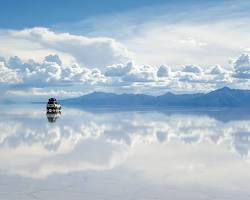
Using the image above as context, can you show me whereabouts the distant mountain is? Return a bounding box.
[61,87,250,107]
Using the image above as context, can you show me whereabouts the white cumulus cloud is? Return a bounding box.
[105,62,133,77]
[0,61,20,84]
[182,65,202,74]
[233,54,250,79]
[157,65,171,77]
[10,27,132,69]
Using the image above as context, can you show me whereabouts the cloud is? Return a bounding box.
[70,1,250,69]
[105,62,133,77]
[122,65,157,82]
[104,62,158,83]
[1,107,250,178]
[44,54,62,65]
[233,54,250,79]
[7,56,23,69]
[1,50,250,98]
[0,61,20,84]
[10,27,132,69]
[182,65,202,74]
[157,65,171,77]
[210,65,225,75]
[3,54,106,88]
[1,25,250,96]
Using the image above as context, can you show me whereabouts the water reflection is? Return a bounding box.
[0,105,250,199]
[46,112,61,123]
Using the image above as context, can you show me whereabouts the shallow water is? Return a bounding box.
[0,105,250,199]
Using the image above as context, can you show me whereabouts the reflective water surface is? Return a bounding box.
[0,105,250,199]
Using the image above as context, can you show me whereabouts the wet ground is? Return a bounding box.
[0,104,250,199]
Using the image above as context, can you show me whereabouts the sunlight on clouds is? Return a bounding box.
[10,27,132,69]
[0,25,249,96]
[0,61,20,84]
[1,52,250,97]
[124,22,250,68]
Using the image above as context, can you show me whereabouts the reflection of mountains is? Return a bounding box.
[160,108,250,123]
[1,107,250,177]
[75,107,250,123]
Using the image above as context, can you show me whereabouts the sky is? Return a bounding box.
[1,0,250,100]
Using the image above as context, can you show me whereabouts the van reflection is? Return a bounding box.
[46,112,61,123]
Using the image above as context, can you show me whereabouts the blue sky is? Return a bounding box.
[0,0,181,28]
[1,0,250,100]
[0,0,228,29]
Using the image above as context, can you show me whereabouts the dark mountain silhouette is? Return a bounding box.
[61,87,250,107]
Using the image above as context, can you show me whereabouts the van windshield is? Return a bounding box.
[48,101,57,104]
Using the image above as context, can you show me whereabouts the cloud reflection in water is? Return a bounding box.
[0,106,250,179]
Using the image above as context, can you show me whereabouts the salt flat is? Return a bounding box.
[0,105,249,200]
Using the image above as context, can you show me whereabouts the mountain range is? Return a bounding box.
[61,87,250,107]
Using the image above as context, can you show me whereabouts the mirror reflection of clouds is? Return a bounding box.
[0,105,250,179]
